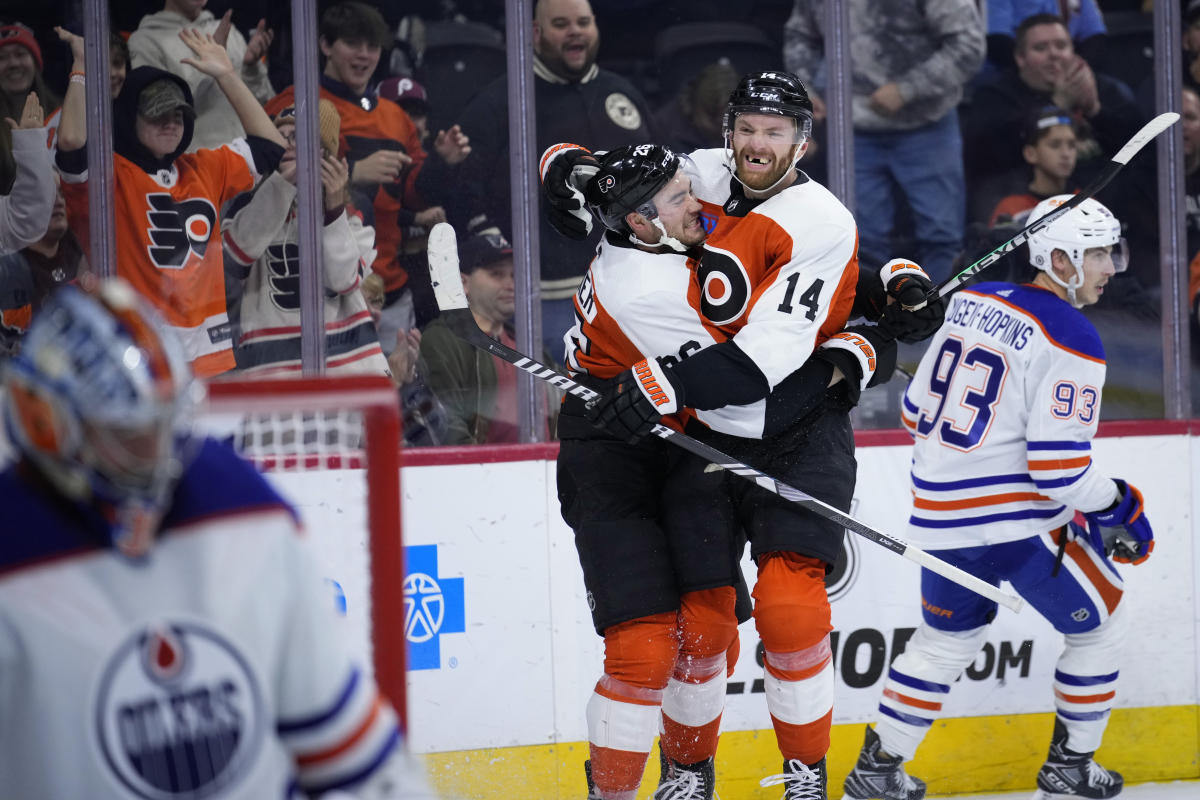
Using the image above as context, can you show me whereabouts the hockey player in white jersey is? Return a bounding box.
[0,279,435,800]
[842,196,1154,800]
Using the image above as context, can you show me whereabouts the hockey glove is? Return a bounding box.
[850,266,888,321]
[585,357,684,443]
[540,143,600,241]
[1083,479,1154,565]
[877,259,946,343]
[813,325,897,406]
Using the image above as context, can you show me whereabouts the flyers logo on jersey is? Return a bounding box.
[265,242,302,311]
[94,621,265,797]
[145,194,217,271]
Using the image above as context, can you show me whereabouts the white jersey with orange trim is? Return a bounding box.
[899,282,1119,549]
[0,437,433,799]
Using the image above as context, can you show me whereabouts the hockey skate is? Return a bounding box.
[584,759,602,800]
[842,725,926,800]
[759,756,827,800]
[1032,720,1123,799]
[653,744,717,800]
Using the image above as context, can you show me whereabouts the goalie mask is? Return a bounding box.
[3,279,195,556]
[722,70,814,193]
[1027,195,1127,308]
[586,143,695,251]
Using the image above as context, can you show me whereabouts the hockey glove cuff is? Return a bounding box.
[585,357,683,443]
[850,266,888,321]
[1084,479,1154,565]
[540,143,599,241]
[814,325,897,405]
[877,259,946,343]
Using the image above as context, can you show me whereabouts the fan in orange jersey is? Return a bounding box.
[266,1,469,352]
[543,72,945,800]
[53,26,286,378]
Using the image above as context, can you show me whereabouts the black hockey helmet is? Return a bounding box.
[585,144,680,235]
[722,70,814,141]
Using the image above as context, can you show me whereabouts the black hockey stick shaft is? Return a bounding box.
[426,223,1024,612]
[931,112,1179,300]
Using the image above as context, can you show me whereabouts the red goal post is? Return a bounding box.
[204,375,407,729]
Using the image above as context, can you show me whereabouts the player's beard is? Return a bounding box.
[735,143,799,193]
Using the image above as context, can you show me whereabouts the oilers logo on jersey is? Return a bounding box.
[146,194,218,271]
[93,620,265,798]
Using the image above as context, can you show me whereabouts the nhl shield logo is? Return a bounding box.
[93,621,265,799]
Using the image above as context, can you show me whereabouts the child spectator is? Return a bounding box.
[378,75,430,145]
[54,26,286,378]
[0,177,86,354]
[129,0,274,150]
[45,33,130,150]
[989,106,1079,226]
[0,23,58,192]
[221,100,388,377]
[266,1,468,353]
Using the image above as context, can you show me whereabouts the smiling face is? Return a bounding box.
[533,0,599,81]
[320,36,381,95]
[135,109,185,159]
[641,169,705,247]
[729,113,805,192]
[1015,22,1073,92]
[0,43,35,95]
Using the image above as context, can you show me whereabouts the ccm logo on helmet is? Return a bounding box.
[633,359,671,407]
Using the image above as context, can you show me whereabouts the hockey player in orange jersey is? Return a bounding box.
[53,26,286,378]
[542,72,946,799]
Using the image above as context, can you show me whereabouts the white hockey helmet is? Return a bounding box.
[3,278,195,555]
[1026,195,1126,306]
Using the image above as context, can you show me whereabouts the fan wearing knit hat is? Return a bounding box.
[219,98,390,377]
[0,22,57,194]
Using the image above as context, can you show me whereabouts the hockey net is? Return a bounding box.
[203,375,406,727]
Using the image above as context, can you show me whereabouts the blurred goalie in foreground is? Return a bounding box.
[0,278,436,799]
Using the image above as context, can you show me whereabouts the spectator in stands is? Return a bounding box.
[962,14,1143,223]
[988,106,1079,226]
[452,0,655,361]
[784,0,984,282]
[0,177,86,355]
[379,75,430,146]
[266,1,468,352]
[110,32,129,97]
[129,1,275,151]
[54,26,285,378]
[0,90,53,257]
[420,228,555,444]
[222,100,388,377]
[1184,86,1200,265]
[0,23,58,192]
[376,74,446,329]
[985,0,1106,71]
[1184,0,1200,94]
[652,61,739,153]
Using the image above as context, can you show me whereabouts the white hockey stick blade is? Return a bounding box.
[1112,112,1178,164]
[427,222,469,312]
[425,223,1024,613]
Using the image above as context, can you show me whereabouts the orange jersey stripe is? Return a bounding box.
[1028,455,1091,471]
[883,688,943,711]
[1054,689,1116,704]
[1051,529,1123,614]
[912,491,1050,511]
[296,693,383,767]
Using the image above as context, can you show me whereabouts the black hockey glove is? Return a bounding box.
[1083,479,1155,565]
[876,258,946,343]
[585,357,684,443]
[850,266,888,321]
[813,325,897,406]
[540,143,600,241]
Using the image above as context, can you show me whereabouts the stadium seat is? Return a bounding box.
[654,22,778,104]
[413,19,507,135]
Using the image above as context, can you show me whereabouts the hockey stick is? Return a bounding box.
[426,223,1024,613]
[931,112,1179,300]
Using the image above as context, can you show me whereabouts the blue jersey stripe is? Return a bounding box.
[1054,669,1119,686]
[301,725,401,794]
[911,472,1031,491]
[879,706,934,728]
[1027,440,1092,451]
[1057,708,1112,722]
[911,506,1066,528]
[1034,468,1089,489]
[277,668,361,734]
[887,668,951,694]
